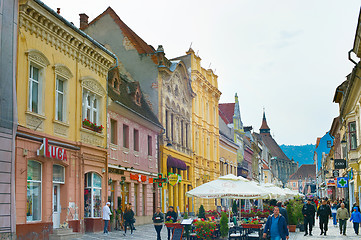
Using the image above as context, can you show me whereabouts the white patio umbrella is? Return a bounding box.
[259,183,288,199]
[186,174,271,199]
[186,174,271,221]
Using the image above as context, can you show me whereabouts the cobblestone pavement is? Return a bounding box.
[73,221,360,239]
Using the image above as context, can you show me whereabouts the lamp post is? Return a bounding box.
[340,138,350,208]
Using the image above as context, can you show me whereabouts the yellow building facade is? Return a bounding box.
[16,0,115,235]
[333,11,361,206]
[173,49,221,211]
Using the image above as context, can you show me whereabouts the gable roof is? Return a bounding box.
[261,134,290,161]
[289,164,316,181]
[219,103,235,124]
[108,68,162,129]
[85,7,156,55]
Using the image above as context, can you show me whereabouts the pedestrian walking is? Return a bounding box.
[316,199,331,235]
[336,203,350,235]
[302,199,316,236]
[262,206,289,240]
[350,207,361,235]
[165,206,178,240]
[331,200,338,227]
[153,207,164,240]
[102,202,112,234]
[277,201,289,225]
[123,203,135,236]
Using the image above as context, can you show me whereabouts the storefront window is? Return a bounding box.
[53,164,65,183]
[84,172,102,218]
[27,160,41,222]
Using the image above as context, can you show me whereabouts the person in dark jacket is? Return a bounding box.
[153,207,164,240]
[316,199,332,235]
[263,206,289,240]
[165,206,178,240]
[302,199,316,236]
[277,201,289,225]
[123,204,135,236]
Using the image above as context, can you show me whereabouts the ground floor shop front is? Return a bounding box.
[15,128,108,239]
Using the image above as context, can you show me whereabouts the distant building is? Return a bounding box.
[258,111,298,186]
[288,164,316,195]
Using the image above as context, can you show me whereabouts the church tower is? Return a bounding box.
[260,110,270,136]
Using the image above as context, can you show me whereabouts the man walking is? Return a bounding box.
[316,199,331,235]
[263,206,289,240]
[277,201,289,225]
[102,202,112,234]
[337,203,350,235]
[302,199,316,236]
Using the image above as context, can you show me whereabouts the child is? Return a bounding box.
[350,207,361,235]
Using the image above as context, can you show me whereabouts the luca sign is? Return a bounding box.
[334,159,346,169]
[37,138,68,161]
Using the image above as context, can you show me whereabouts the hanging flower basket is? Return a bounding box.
[82,119,104,133]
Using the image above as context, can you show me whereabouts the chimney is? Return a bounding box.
[79,13,89,30]
[57,8,60,14]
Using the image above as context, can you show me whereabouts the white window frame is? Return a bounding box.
[27,160,42,222]
[82,89,101,125]
[55,76,66,122]
[84,172,102,218]
[28,63,43,114]
[53,164,65,184]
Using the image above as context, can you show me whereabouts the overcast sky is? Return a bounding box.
[46,0,360,145]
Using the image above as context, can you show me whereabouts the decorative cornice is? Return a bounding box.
[26,49,50,67]
[53,64,73,79]
[80,77,106,96]
[19,3,114,78]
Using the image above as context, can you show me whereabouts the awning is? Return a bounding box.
[167,156,187,170]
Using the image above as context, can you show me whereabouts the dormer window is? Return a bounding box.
[113,79,118,89]
[135,91,141,106]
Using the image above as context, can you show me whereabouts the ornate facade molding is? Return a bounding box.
[80,77,106,97]
[26,49,50,67]
[53,64,73,79]
[19,3,114,78]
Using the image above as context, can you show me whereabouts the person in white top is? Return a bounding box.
[103,202,112,234]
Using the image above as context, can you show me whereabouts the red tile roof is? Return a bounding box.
[261,134,290,161]
[263,163,270,170]
[289,164,316,181]
[219,103,235,124]
[84,7,156,56]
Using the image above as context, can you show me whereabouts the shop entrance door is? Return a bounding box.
[53,184,61,228]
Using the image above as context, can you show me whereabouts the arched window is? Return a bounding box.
[113,79,118,89]
[27,160,42,221]
[84,172,102,218]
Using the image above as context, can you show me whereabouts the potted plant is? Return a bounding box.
[198,204,206,219]
[219,212,229,239]
[241,219,263,229]
[286,200,297,232]
[82,118,104,133]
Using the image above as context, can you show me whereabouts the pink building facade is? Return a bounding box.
[107,68,162,224]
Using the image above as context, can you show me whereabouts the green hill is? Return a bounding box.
[280,144,315,166]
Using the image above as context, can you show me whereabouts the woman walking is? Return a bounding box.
[153,207,164,240]
[123,204,135,236]
[331,200,338,227]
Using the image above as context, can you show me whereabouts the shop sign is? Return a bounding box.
[109,168,124,175]
[168,173,182,186]
[326,178,336,186]
[153,173,167,187]
[333,170,339,177]
[37,138,68,161]
[327,188,332,195]
[348,169,354,180]
[337,177,348,188]
[130,173,146,183]
[334,159,346,169]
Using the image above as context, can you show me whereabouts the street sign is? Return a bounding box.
[334,159,346,169]
[333,170,339,177]
[337,177,349,188]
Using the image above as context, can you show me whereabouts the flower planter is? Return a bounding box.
[241,224,263,229]
[288,225,296,232]
[82,124,103,133]
[165,223,182,228]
